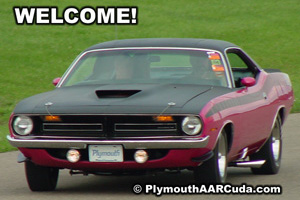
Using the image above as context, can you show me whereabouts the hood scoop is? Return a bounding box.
[95,90,141,98]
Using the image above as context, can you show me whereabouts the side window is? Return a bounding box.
[227,53,249,69]
[227,50,258,88]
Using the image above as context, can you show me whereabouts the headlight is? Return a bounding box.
[182,116,202,135]
[13,116,33,136]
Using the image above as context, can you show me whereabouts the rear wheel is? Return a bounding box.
[250,116,282,174]
[194,130,228,183]
[25,161,59,191]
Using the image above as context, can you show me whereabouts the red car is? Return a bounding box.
[7,39,294,191]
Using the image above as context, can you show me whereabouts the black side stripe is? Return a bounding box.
[206,77,276,117]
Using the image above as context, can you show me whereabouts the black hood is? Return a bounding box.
[14,84,232,115]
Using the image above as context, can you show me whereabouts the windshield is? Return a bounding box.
[61,49,228,87]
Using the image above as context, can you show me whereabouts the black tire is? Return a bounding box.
[25,161,59,191]
[194,130,228,183]
[250,116,282,174]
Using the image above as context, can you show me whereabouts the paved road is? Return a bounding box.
[1,114,299,200]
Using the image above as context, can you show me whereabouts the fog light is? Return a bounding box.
[66,149,81,163]
[134,150,148,164]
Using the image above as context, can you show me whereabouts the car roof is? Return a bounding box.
[85,38,238,52]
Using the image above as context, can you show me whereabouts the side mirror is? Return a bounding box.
[52,77,61,86]
[241,77,256,87]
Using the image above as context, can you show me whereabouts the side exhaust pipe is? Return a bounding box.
[229,160,266,168]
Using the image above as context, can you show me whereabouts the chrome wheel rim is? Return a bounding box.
[272,121,281,163]
[218,134,227,180]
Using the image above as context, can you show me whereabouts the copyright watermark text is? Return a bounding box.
[132,184,282,196]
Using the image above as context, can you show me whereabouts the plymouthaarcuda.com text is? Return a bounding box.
[134,184,282,196]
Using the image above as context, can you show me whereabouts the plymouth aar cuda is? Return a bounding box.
[7,39,294,191]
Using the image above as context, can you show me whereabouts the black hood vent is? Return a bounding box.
[95,90,141,98]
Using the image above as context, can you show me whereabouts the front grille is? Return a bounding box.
[43,123,103,132]
[114,123,177,132]
[32,115,185,138]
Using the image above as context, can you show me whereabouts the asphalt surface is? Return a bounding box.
[0,114,299,200]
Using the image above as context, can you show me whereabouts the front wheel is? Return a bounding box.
[250,116,282,174]
[194,130,228,183]
[25,161,59,191]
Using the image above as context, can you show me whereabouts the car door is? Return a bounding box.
[225,48,272,156]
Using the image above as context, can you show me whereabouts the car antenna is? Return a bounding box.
[45,102,53,116]
[159,102,176,116]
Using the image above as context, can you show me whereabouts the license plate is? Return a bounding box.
[88,145,123,162]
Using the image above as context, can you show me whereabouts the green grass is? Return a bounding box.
[1,0,299,152]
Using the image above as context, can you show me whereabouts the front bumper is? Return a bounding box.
[7,135,209,149]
